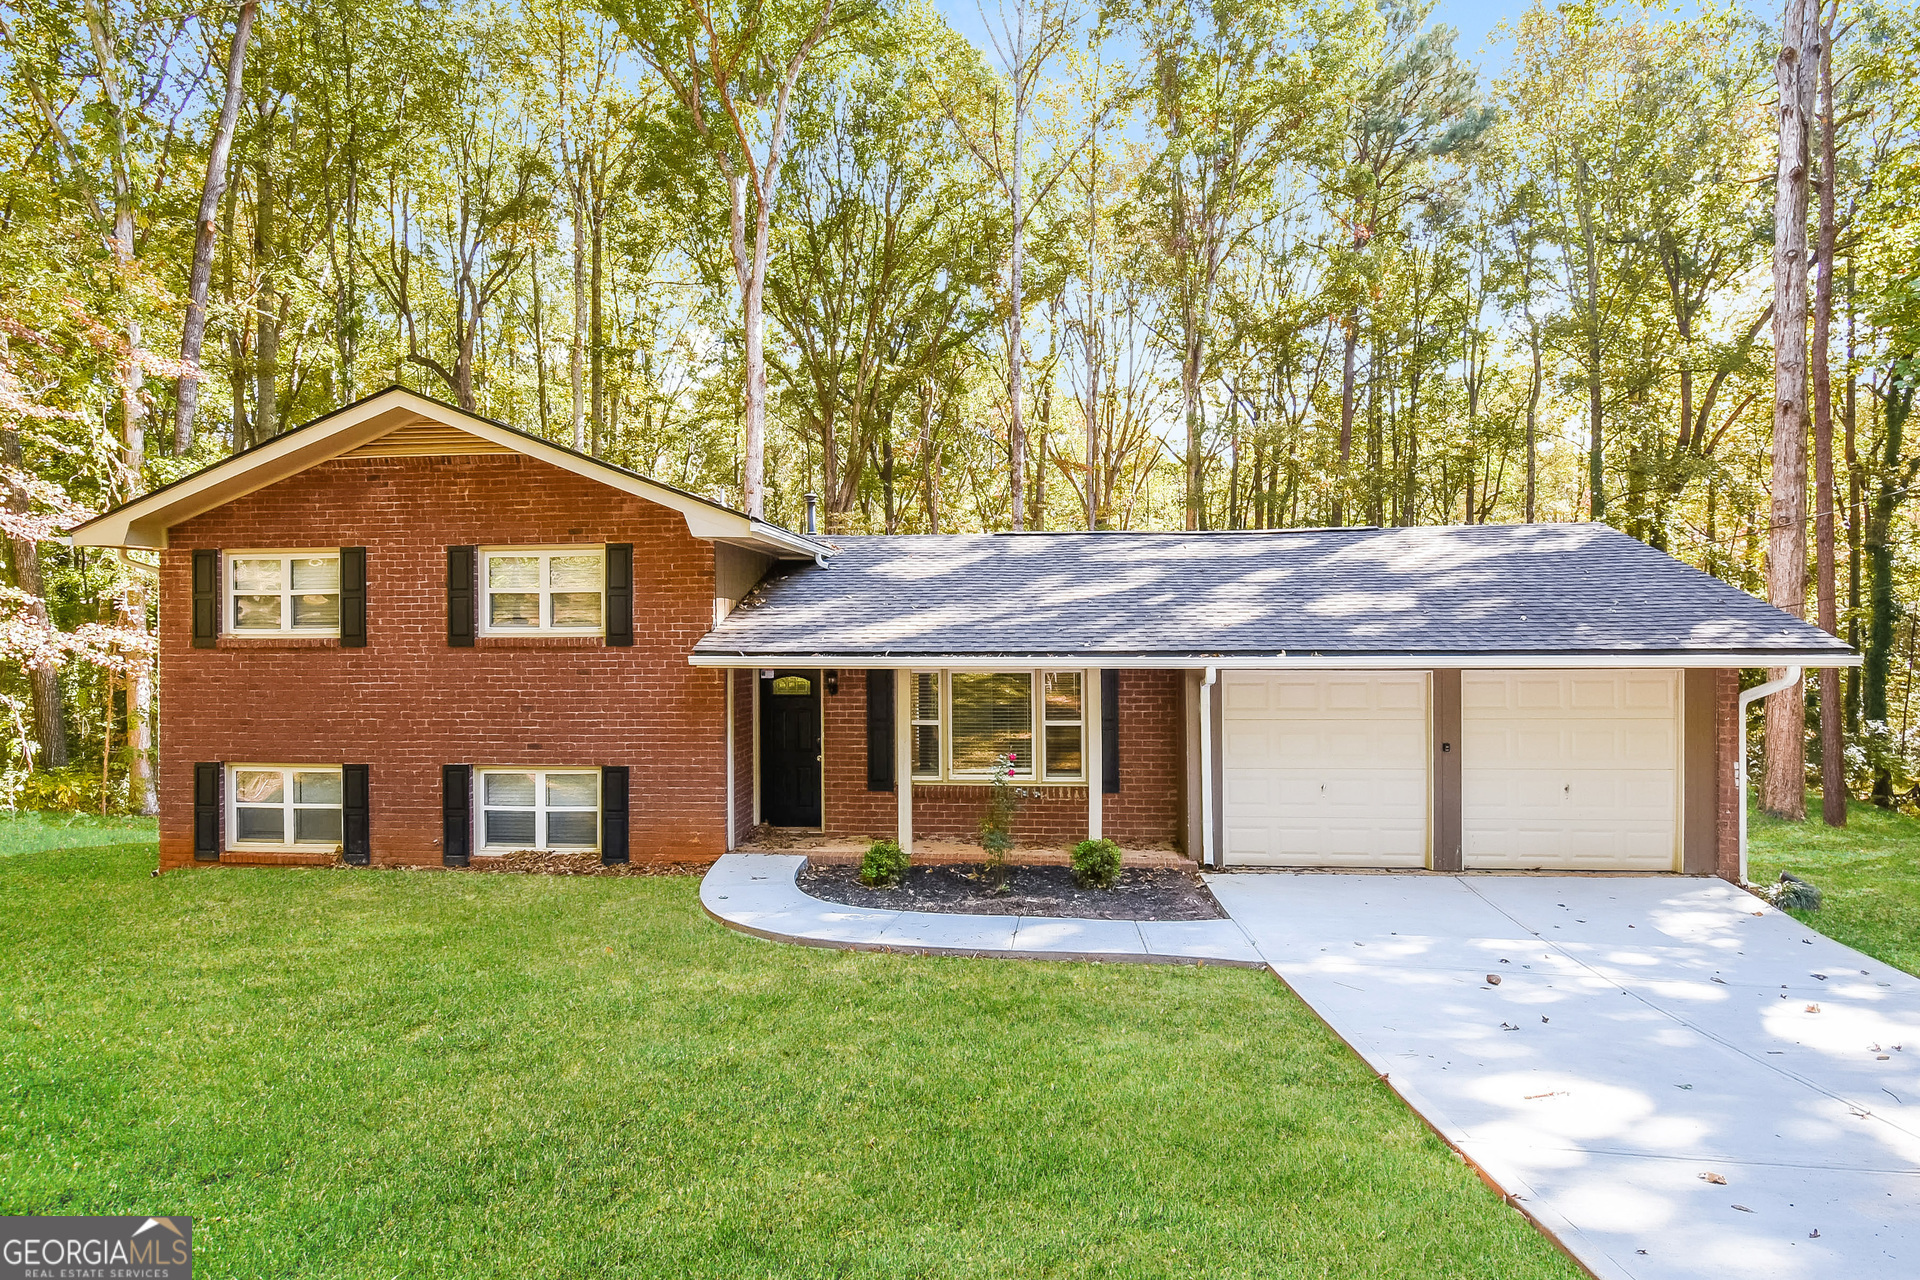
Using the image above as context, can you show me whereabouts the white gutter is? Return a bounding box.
[689,651,1859,671]
[1737,665,1802,885]
[1200,666,1218,870]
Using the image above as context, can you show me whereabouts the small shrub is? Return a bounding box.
[1071,837,1122,889]
[978,753,1024,887]
[1771,871,1822,912]
[860,839,909,887]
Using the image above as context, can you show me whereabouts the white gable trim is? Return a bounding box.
[68,388,822,561]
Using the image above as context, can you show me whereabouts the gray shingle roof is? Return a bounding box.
[694,523,1854,662]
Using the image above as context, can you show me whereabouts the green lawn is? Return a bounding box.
[0,810,156,856]
[0,837,1578,1280]
[1749,794,1920,977]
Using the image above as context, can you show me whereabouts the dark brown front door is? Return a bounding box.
[760,671,822,827]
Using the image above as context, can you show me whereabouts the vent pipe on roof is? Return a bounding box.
[804,493,817,535]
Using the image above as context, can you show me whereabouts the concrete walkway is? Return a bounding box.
[700,853,1262,966]
[1206,873,1920,1280]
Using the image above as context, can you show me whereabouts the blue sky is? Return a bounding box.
[932,1,1719,84]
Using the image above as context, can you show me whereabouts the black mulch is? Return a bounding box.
[800,861,1224,920]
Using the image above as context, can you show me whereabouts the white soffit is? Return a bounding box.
[68,388,819,560]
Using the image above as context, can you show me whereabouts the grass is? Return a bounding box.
[0,810,156,856]
[0,841,1583,1280]
[1749,794,1920,977]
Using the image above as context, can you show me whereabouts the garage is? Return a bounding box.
[1460,669,1680,871]
[1221,671,1429,867]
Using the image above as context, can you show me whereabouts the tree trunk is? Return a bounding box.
[1865,379,1913,807]
[1335,314,1357,525]
[1575,159,1605,522]
[570,176,587,452]
[1763,0,1818,820]
[253,156,279,440]
[174,0,256,452]
[590,195,604,456]
[1813,18,1844,827]
[1,430,68,767]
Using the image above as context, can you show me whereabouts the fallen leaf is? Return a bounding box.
[1807,1004,1822,1013]
[1501,1022,1518,1031]
[1540,1016,1550,1023]
[1810,1230,1821,1239]
[1732,1204,1753,1213]
[1700,1172,1728,1185]
[1524,1091,1566,1100]
[1486,974,1502,985]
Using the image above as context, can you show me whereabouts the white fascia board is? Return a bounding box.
[69,387,817,558]
[689,650,1862,670]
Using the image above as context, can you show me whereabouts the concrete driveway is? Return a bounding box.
[1204,873,1920,1280]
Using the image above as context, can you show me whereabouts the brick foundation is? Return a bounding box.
[1716,666,1741,880]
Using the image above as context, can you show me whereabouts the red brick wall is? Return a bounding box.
[817,667,1184,850]
[1105,669,1184,848]
[1716,667,1741,880]
[158,453,727,869]
[821,669,898,840]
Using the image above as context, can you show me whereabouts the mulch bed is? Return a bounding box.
[458,850,699,877]
[800,861,1224,921]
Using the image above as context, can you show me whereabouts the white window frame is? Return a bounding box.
[1041,670,1087,783]
[475,767,601,853]
[225,549,342,636]
[478,546,607,637]
[929,669,1087,784]
[910,670,942,780]
[227,764,344,850]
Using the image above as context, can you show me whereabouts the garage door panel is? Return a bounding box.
[1461,670,1679,872]
[1222,672,1429,868]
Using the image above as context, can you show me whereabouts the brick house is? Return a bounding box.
[71,388,1854,878]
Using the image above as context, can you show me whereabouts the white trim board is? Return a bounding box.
[691,651,1859,671]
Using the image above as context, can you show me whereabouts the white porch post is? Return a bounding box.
[1086,667,1103,841]
[895,667,913,854]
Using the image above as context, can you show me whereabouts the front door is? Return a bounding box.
[760,670,822,827]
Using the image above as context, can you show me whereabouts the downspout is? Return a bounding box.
[1737,665,1802,884]
[1200,666,1218,869]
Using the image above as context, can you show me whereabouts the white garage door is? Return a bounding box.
[1462,670,1680,871]
[1222,672,1429,867]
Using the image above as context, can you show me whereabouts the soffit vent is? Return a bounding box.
[342,418,514,458]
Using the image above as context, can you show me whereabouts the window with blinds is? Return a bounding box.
[1043,671,1084,779]
[911,672,941,777]
[949,672,1034,776]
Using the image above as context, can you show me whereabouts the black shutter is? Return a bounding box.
[442,764,471,865]
[339,547,367,648]
[866,670,895,792]
[191,550,218,648]
[447,546,476,647]
[193,762,221,860]
[1101,669,1120,794]
[342,764,370,864]
[601,766,630,864]
[605,543,634,647]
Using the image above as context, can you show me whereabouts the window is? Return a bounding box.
[950,672,1034,777]
[228,551,340,634]
[477,768,599,851]
[481,548,604,634]
[1043,671,1084,779]
[910,672,941,778]
[914,671,1088,783]
[229,765,342,847]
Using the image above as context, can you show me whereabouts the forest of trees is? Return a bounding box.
[1,0,1917,824]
